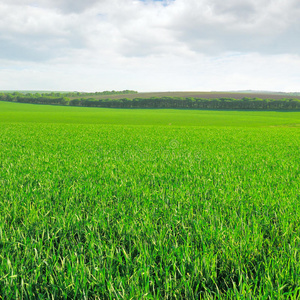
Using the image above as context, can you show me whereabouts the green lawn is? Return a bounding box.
[1,102,300,299]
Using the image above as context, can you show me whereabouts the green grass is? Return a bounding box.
[1,101,300,127]
[1,102,300,299]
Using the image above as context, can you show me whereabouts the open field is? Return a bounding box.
[1,102,300,298]
[1,101,300,127]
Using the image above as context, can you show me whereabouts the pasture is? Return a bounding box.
[1,101,300,299]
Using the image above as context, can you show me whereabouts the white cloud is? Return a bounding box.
[0,0,299,91]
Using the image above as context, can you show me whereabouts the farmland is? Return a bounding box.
[68,91,300,101]
[1,101,300,299]
[2,90,300,110]
[1,101,300,127]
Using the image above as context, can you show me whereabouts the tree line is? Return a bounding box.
[60,90,138,98]
[1,92,300,110]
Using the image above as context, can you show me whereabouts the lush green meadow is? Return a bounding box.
[1,101,300,299]
[1,101,300,127]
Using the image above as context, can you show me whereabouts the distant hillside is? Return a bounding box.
[73,91,300,101]
[2,90,300,110]
[226,90,300,96]
[2,90,300,99]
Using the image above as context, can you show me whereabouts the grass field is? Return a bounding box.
[1,102,300,299]
[1,101,300,127]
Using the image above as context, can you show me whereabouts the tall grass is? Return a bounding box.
[1,122,300,298]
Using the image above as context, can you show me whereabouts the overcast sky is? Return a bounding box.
[0,0,299,92]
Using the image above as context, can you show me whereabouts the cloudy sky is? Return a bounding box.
[0,0,299,92]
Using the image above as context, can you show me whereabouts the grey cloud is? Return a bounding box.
[1,0,105,13]
[1,0,300,65]
[212,2,257,22]
[165,0,300,55]
[93,0,300,58]
[0,2,90,62]
[0,28,87,62]
[42,0,102,14]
